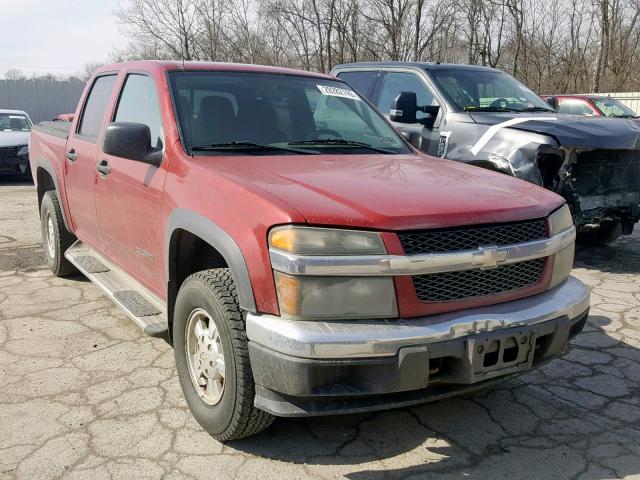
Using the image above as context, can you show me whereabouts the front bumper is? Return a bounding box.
[246,276,590,417]
[0,150,29,174]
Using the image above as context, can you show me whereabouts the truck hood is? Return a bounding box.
[214,153,563,230]
[0,131,29,148]
[468,112,640,149]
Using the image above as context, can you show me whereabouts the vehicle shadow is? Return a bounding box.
[0,175,33,187]
[228,313,640,478]
[575,229,640,274]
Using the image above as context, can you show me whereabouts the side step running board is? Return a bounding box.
[65,241,168,337]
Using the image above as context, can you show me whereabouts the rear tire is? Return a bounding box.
[173,269,274,441]
[40,191,77,276]
[577,222,622,246]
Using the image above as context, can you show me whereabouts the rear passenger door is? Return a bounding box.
[64,74,118,250]
[94,73,167,297]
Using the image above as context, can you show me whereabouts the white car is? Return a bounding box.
[0,109,32,175]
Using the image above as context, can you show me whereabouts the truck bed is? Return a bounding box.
[32,121,71,140]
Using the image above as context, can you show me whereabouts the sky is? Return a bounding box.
[0,0,129,77]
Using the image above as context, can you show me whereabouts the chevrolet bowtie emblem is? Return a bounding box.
[472,246,509,269]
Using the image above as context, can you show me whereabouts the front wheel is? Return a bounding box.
[173,269,274,441]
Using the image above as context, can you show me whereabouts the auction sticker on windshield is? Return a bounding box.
[317,85,360,100]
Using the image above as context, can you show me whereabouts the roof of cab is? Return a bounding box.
[333,61,500,72]
[554,94,613,100]
[94,60,335,80]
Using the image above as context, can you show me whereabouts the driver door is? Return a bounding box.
[376,71,443,156]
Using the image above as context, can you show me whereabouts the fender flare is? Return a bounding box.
[165,208,257,313]
[34,157,71,230]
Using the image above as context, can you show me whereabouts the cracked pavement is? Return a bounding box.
[1,181,639,480]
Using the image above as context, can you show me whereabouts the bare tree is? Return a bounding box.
[110,0,640,92]
[4,69,26,80]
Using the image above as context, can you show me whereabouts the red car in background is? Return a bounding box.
[543,94,639,119]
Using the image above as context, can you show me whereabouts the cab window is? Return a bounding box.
[77,75,118,140]
[558,99,595,115]
[337,71,378,98]
[377,72,436,119]
[114,74,163,148]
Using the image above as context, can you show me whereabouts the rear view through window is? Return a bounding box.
[169,71,410,155]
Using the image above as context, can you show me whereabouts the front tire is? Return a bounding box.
[173,269,274,441]
[40,191,77,276]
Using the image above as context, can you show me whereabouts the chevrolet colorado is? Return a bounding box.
[332,62,640,244]
[29,61,590,440]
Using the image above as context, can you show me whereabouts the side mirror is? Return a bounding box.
[390,92,418,124]
[103,122,162,166]
[419,105,440,128]
[545,96,558,110]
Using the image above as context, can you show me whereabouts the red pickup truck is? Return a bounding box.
[29,61,590,440]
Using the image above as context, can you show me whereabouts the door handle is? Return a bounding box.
[96,159,111,176]
[65,149,77,162]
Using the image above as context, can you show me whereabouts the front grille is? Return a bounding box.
[573,150,640,198]
[398,219,547,255]
[412,258,546,303]
[0,146,20,159]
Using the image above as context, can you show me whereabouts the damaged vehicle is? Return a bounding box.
[332,62,640,244]
[0,109,32,176]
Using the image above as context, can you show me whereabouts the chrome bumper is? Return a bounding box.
[246,276,590,359]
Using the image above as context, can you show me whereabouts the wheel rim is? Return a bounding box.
[44,212,55,259]
[185,308,226,405]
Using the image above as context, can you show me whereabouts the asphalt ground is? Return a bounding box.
[1,180,639,479]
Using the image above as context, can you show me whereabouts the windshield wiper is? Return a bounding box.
[519,106,556,112]
[288,138,395,154]
[191,141,316,155]
[463,106,521,112]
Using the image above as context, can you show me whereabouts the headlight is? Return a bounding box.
[274,272,397,320]
[269,226,386,255]
[548,204,575,289]
[17,145,29,157]
[549,204,573,235]
[269,226,396,319]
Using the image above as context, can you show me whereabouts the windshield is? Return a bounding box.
[429,68,551,112]
[169,71,410,155]
[0,113,31,132]
[592,98,637,117]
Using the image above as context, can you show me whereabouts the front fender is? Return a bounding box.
[165,208,257,313]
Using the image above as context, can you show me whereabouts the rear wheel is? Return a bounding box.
[577,222,622,246]
[40,191,77,276]
[173,269,274,441]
